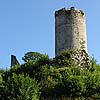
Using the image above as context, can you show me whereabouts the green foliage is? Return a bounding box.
[0,73,40,100]
[0,69,4,84]
[1,50,100,99]
[22,52,48,63]
[52,49,75,67]
[0,74,2,84]
[35,54,51,66]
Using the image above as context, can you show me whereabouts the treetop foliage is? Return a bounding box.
[1,49,100,100]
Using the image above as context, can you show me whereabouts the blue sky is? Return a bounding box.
[0,0,100,69]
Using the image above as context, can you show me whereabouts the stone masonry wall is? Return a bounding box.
[55,7,87,56]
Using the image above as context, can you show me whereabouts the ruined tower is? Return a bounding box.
[55,7,87,56]
[11,55,20,67]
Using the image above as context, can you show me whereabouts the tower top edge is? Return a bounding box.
[55,7,85,17]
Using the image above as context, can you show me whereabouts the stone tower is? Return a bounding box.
[55,7,87,56]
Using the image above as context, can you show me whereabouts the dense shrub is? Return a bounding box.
[0,73,40,100]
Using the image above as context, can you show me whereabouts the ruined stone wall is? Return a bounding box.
[55,7,87,56]
[11,55,20,67]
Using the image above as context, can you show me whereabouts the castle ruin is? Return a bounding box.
[55,7,87,56]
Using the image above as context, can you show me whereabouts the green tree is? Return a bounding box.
[52,49,75,67]
[0,73,40,100]
[22,52,48,62]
